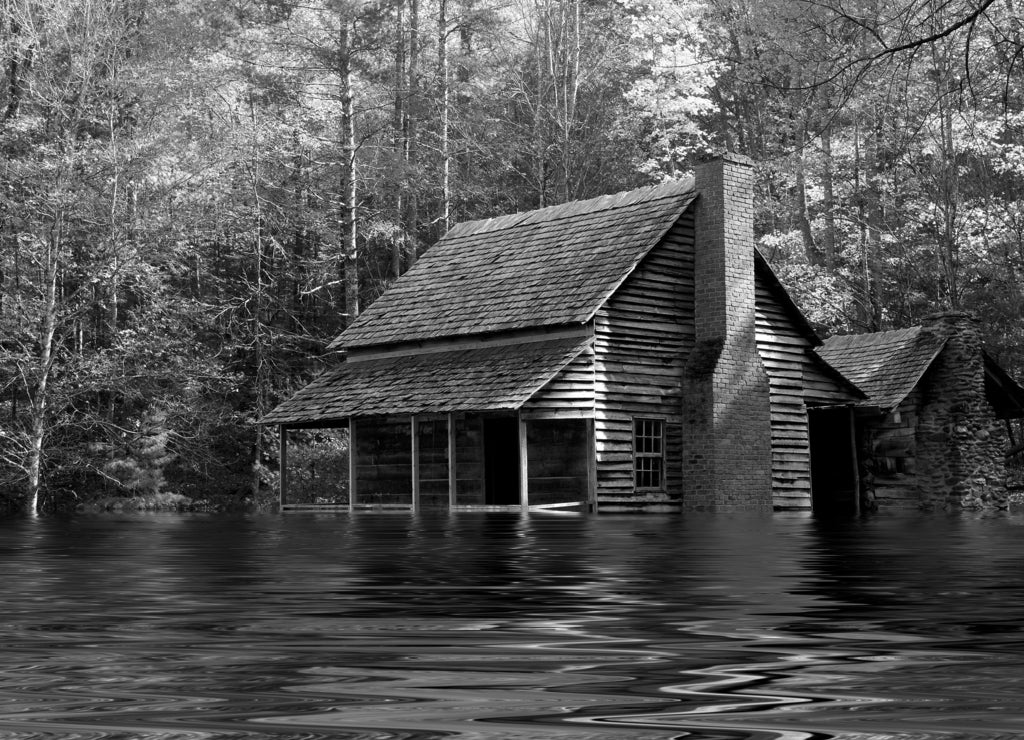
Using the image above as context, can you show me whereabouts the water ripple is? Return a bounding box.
[4,512,1024,738]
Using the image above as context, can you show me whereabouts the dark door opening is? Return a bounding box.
[484,417,521,505]
[809,407,859,516]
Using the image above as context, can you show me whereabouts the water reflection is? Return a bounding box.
[2,511,1024,738]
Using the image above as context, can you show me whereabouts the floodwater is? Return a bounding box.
[3,512,1024,740]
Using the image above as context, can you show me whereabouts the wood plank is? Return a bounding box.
[594,219,692,504]
[521,408,595,420]
[348,418,357,511]
[411,415,420,513]
[518,413,529,510]
[279,424,289,508]
[447,413,456,508]
[347,324,592,363]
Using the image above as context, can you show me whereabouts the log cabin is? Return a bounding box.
[262,153,1024,513]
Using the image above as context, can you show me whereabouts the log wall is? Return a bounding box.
[521,345,595,419]
[860,394,921,509]
[753,275,854,510]
[593,212,695,508]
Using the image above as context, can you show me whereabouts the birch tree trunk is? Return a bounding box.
[340,17,359,325]
[821,122,837,269]
[391,0,405,279]
[405,0,420,268]
[249,99,269,500]
[438,0,451,233]
[25,219,61,516]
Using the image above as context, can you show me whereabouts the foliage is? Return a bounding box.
[1,0,1023,513]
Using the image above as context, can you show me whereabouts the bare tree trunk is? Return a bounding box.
[391,0,405,280]
[561,0,579,202]
[438,0,451,233]
[821,122,837,269]
[457,1,473,195]
[249,100,268,501]
[2,5,31,122]
[26,225,60,516]
[405,0,420,268]
[853,116,873,330]
[534,1,549,208]
[865,110,884,329]
[340,17,359,324]
[931,45,960,309]
[289,131,302,329]
[795,139,818,265]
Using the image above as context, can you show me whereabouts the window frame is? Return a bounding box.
[632,417,666,491]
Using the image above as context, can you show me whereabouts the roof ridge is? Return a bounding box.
[446,177,695,240]
[820,325,921,348]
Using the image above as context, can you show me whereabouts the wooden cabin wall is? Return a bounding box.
[454,415,485,505]
[753,279,812,508]
[593,212,695,507]
[526,419,589,505]
[753,277,851,510]
[521,345,596,419]
[417,419,450,508]
[860,393,921,509]
[353,416,413,505]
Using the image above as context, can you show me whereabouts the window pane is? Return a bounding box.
[633,418,665,490]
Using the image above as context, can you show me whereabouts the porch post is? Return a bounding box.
[848,408,860,516]
[348,417,357,512]
[447,413,457,509]
[587,418,598,512]
[411,415,420,512]
[518,412,529,510]
[278,424,289,509]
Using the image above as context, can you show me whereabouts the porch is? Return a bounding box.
[279,412,595,512]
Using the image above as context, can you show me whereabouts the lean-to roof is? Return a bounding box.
[331,179,697,350]
[983,352,1024,419]
[261,336,593,424]
[815,327,947,412]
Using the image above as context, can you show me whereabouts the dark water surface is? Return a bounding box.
[4,512,1024,739]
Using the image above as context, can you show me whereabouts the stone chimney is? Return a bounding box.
[681,153,773,511]
[916,311,1007,509]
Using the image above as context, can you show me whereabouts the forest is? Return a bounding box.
[1,0,1022,514]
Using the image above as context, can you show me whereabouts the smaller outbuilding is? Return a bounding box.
[816,315,1024,511]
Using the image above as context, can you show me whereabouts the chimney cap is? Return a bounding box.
[697,150,754,167]
[924,310,977,325]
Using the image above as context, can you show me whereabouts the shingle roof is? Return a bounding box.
[261,336,593,424]
[331,179,697,350]
[815,327,947,411]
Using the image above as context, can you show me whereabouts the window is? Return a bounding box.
[633,418,665,490]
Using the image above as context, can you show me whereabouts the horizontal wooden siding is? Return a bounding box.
[522,344,595,419]
[754,277,854,509]
[593,212,694,507]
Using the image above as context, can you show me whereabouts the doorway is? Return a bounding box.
[484,417,521,505]
[809,407,859,515]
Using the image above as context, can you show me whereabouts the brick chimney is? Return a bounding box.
[681,153,773,511]
[916,311,1007,509]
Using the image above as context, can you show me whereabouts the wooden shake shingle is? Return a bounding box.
[331,180,697,350]
[262,336,593,424]
[816,327,947,411]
